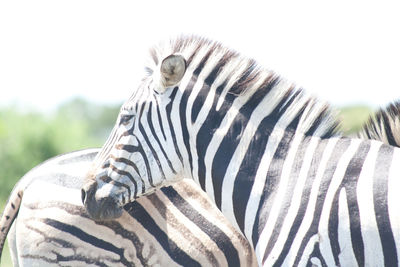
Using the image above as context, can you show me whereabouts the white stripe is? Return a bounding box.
[356,140,384,265]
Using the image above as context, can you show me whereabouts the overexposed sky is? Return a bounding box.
[1,0,399,112]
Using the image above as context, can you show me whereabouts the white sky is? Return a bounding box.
[1,0,399,112]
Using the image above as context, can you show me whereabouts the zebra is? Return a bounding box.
[0,148,257,266]
[358,101,400,146]
[81,35,400,266]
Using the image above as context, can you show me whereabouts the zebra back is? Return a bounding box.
[1,149,257,266]
[358,101,400,147]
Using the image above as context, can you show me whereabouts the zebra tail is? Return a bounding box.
[0,182,23,260]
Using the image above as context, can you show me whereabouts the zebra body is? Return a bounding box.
[82,36,400,266]
[0,149,256,266]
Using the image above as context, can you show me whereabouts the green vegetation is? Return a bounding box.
[0,101,376,266]
[0,98,120,202]
[337,105,374,135]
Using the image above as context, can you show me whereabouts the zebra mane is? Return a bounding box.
[146,35,340,138]
[358,101,400,147]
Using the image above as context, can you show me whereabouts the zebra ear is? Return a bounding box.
[157,54,187,93]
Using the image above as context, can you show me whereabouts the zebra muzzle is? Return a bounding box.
[81,181,124,221]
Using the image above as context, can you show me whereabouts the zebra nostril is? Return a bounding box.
[81,180,98,205]
[81,188,86,205]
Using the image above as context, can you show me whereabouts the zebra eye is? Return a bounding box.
[119,114,134,126]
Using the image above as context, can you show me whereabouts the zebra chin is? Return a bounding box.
[81,181,124,221]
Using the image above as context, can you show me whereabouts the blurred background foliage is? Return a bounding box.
[0,98,120,202]
[337,105,373,135]
[0,99,373,266]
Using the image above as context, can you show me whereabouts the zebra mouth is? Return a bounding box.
[81,181,124,221]
[84,193,124,221]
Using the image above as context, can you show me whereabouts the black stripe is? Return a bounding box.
[341,141,371,267]
[155,98,167,141]
[179,77,197,173]
[382,112,397,146]
[116,144,140,153]
[165,86,183,163]
[306,243,328,267]
[195,79,231,190]
[192,47,214,77]
[123,201,201,267]
[161,186,241,266]
[213,77,279,210]
[110,155,140,177]
[22,250,111,267]
[251,111,300,247]
[231,115,274,233]
[327,180,341,266]
[191,53,230,123]
[42,218,131,266]
[373,144,397,266]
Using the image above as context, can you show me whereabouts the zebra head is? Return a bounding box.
[82,54,188,221]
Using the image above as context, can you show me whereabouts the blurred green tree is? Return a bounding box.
[0,98,120,201]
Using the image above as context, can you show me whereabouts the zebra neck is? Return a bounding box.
[178,75,338,228]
